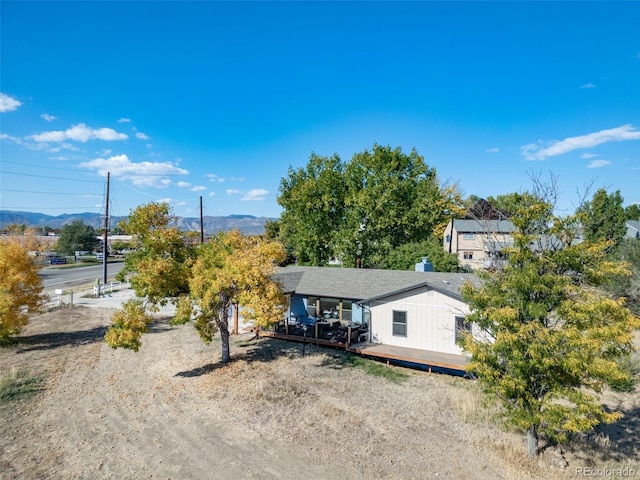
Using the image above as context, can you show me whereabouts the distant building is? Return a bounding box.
[626,220,640,240]
[443,219,516,271]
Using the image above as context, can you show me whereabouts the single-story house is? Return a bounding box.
[269,264,481,371]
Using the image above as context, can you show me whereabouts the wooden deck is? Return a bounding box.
[255,328,470,375]
[348,343,469,373]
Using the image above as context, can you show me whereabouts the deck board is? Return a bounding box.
[347,343,469,372]
[256,329,469,373]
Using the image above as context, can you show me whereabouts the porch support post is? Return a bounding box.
[233,303,239,335]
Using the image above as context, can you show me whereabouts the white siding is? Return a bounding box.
[369,286,470,355]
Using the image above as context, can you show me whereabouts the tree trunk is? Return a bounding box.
[220,324,230,364]
[527,425,538,457]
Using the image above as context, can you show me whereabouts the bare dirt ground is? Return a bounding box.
[1,303,638,480]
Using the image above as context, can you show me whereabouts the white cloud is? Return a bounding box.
[208,192,216,197]
[580,83,596,89]
[191,185,207,192]
[226,189,243,195]
[117,118,131,123]
[242,189,269,201]
[207,173,225,182]
[28,123,128,143]
[135,132,150,140]
[41,113,57,122]
[485,147,499,153]
[587,159,611,168]
[0,133,22,144]
[177,181,192,188]
[581,152,598,159]
[79,154,189,187]
[0,93,21,112]
[521,124,640,160]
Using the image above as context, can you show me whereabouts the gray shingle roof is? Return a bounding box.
[627,220,640,238]
[452,219,516,233]
[274,266,478,303]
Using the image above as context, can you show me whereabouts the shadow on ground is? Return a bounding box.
[15,318,173,354]
[174,336,352,378]
[564,389,640,466]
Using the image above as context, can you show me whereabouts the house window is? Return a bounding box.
[392,310,407,337]
[463,233,475,240]
[362,307,370,328]
[463,251,473,260]
[342,300,352,322]
[455,316,471,344]
[320,297,340,319]
[306,297,318,317]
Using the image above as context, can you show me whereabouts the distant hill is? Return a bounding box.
[0,210,275,235]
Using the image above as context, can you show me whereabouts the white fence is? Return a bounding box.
[44,281,130,308]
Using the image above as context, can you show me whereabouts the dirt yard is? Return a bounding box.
[1,304,638,479]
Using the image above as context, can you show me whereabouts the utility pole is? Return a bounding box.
[102,172,110,284]
[200,195,204,244]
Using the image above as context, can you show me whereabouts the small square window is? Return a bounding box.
[392,310,407,337]
[463,251,474,260]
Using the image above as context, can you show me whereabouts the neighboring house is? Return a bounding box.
[271,265,480,370]
[443,219,516,271]
[626,220,640,240]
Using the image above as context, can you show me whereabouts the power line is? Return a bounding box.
[1,159,91,173]
[0,206,104,210]
[0,170,104,183]
[0,188,101,196]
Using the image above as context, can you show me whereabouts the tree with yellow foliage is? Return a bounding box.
[106,202,286,364]
[461,194,640,457]
[0,239,46,343]
[176,229,286,364]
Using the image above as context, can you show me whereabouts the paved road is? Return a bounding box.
[39,261,125,292]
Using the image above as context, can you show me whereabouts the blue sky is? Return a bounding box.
[1,1,639,220]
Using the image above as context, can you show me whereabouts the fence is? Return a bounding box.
[43,281,130,308]
[93,281,128,296]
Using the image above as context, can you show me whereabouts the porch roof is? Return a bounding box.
[274,266,478,303]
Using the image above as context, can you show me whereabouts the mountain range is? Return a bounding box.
[0,210,275,235]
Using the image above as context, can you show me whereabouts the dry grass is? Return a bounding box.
[2,308,638,479]
[192,336,639,479]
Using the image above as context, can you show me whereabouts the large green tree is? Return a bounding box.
[56,220,99,255]
[378,239,459,272]
[579,188,627,247]
[461,194,640,457]
[106,203,286,365]
[278,153,346,265]
[278,144,465,268]
[625,203,640,221]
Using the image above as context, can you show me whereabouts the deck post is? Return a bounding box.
[315,322,318,339]
[347,326,351,346]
